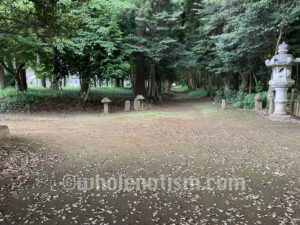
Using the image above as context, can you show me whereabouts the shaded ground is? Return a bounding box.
[0,93,299,225]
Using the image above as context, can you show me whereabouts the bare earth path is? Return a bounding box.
[0,93,299,225]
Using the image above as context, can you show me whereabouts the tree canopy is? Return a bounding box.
[0,0,299,97]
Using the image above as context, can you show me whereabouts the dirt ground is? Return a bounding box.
[0,93,299,225]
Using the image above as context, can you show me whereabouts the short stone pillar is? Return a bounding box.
[269,91,275,115]
[265,42,300,117]
[101,97,112,114]
[291,89,298,115]
[221,100,226,110]
[254,94,263,112]
[297,102,300,117]
[125,100,131,112]
[134,95,145,111]
[0,125,9,139]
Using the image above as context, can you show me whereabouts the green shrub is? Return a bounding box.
[214,89,223,103]
[233,90,246,108]
[0,87,133,110]
[243,94,256,109]
[255,81,264,93]
[224,89,233,103]
[261,91,268,108]
[231,90,268,109]
[188,88,209,98]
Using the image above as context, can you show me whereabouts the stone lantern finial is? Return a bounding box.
[278,42,288,54]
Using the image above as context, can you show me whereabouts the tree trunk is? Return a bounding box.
[208,76,213,100]
[203,72,207,90]
[0,66,5,89]
[296,64,299,86]
[97,75,102,87]
[164,80,170,93]
[187,71,192,90]
[64,76,67,87]
[224,73,232,102]
[14,62,27,91]
[80,77,90,94]
[116,78,120,87]
[196,68,202,89]
[41,76,46,88]
[148,63,159,100]
[135,52,146,96]
[19,68,27,90]
[240,73,248,90]
[93,76,97,87]
[249,73,252,94]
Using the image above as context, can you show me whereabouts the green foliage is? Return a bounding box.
[188,88,209,99]
[0,87,133,110]
[184,0,300,91]
[255,81,264,93]
[1,0,300,101]
[170,85,189,93]
[233,90,247,109]
[232,91,268,109]
[214,90,223,103]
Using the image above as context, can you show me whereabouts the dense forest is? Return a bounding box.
[0,0,299,102]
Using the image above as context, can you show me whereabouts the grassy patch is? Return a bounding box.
[171,86,211,99]
[0,87,133,111]
[170,85,190,93]
[195,104,221,116]
[188,88,209,99]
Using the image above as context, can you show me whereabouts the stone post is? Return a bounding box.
[296,102,300,117]
[265,42,300,118]
[221,100,226,110]
[0,125,9,139]
[254,94,263,112]
[125,100,131,112]
[291,89,298,116]
[134,99,140,111]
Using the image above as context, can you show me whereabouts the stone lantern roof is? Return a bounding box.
[135,95,145,101]
[265,42,300,68]
[101,97,112,104]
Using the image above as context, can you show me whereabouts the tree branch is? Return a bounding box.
[0,62,17,78]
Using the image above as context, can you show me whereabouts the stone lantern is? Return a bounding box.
[101,97,112,114]
[134,95,145,111]
[265,42,300,117]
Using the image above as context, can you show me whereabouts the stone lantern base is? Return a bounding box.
[0,125,10,139]
[269,114,292,121]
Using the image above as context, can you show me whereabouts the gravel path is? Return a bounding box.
[0,93,299,225]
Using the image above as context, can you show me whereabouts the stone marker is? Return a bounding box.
[101,97,112,114]
[296,102,300,117]
[125,100,130,112]
[254,94,263,112]
[291,89,298,115]
[134,99,140,111]
[269,91,275,115]
[134,95,145,111]
[0,125,9,139]
[265,42,300,117]
[221,100,226,110]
